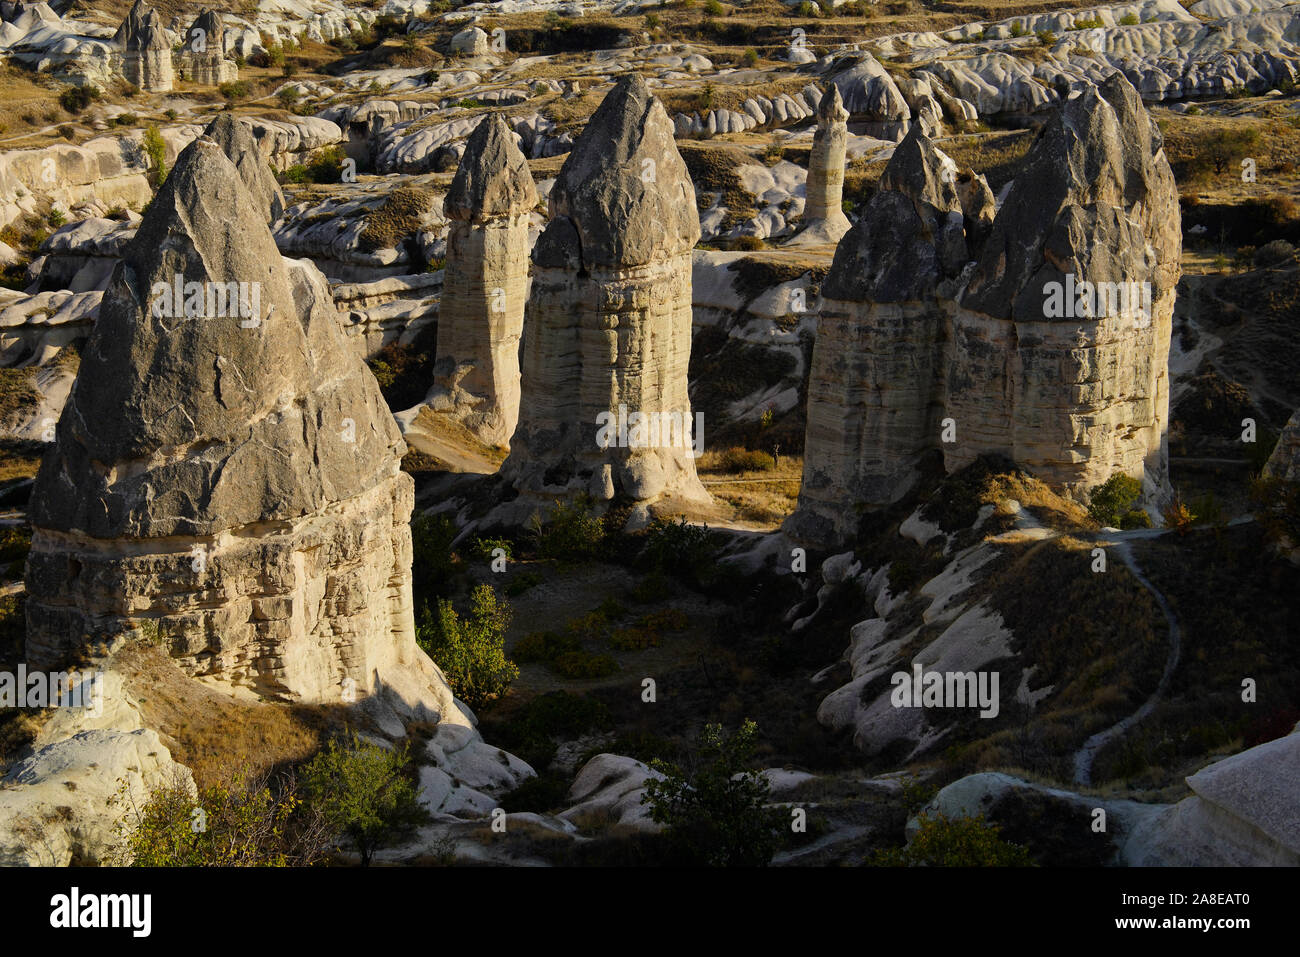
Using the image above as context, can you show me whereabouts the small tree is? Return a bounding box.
[417,584,518,710]
[142,124,167,189]
[642,720,783,866]
[1087,473,1143,528]
[301,732,429,866]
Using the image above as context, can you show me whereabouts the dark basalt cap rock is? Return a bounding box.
[30,135,402,539]
[202,113,285,224]
[961,71,1178,321]
[537,73,700,270]
[822,124,966,302]
[445,113,538,224]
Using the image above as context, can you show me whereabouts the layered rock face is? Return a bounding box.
[788,85,850,246]
[504,74,709,507]
[790,73,1179,545]
[179,10,238,87]
[112,0,172,93]
[950,73,1180,493]
[22,135,449,718]
[425,114,536,447]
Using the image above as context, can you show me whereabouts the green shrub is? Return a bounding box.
[715,446,775,472]
[534,495,606,562]
[416,585,518,710]
[872,813,1034,866]
[302,732,429,867]
[141,124,167,189]
[1120,12,1139,25]
[499,772,570,813]
[550,650,618,679]
[642,516,717,586]
[47,208,66,228]
[740,48,759,67]
[218,81,250,101]
[121,767,329,866]
[280,164,310,184]
[1087,473,1143,528]
[59,85,99,114]
[471,536,513,561]
[642,720,783,866]
[504,571,544,597]
[512,630,579,663]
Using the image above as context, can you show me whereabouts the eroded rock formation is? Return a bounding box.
[504,74,709,508]
[203,113,285,224]
[790,73,1179,545]
[178,10,238,87]
[22,133,448,724]
[424,113,536,447]
[112,0,172,93]
[787,84,850,247]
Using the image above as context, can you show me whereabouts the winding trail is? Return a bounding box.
[1071,536,1182,786]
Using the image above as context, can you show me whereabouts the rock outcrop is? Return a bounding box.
[21,133,448,729]
[178,10,238,87]
[787,84,850,247]
[202,113,285,225]
[424,113,536,447]
[503,74,709,508]
[111,0,172,93]
[790,73,1180,545]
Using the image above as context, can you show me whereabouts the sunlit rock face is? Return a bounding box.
[112,0,173,93]
[22,135,458,727]
[504,74,709,508]
[790,73,1179,546]
[950,72,1180,496]
[424,113,536,448]
[178,10,239,87]
[788,84,851,246]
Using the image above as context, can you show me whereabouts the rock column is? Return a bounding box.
[426,113,536,448]
[113,0,173,93]
[790,84,851,246]
[504,75,709,508]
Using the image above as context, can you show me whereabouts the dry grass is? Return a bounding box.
[358,184,437,252]
[117,642,360,787]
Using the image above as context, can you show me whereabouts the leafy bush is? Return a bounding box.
[416,585,518,710]
[59,85,99,114]
[642,517,717,586]
[550,650,618,679]
[715,446,774,472]
[512,630,580,664]
[534,495,606,562]
[642,720,782,866]
[142,125,167,189]
[740,48,759,67]
[120,767,328,866]
[505,571,544,597]
[873,813,1033,866]
[1087,473,1143,528]
[1120,12,1139,25]
[1162,495,1197,534]
[218,81,250,101]
[301,732,429,866]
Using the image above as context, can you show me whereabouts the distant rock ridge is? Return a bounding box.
[421,113,536,447]
[504,74,709,510]
[790,72,1180,546]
